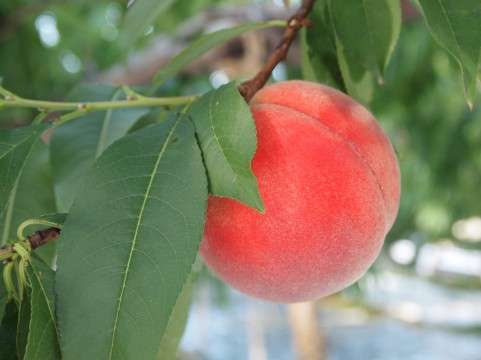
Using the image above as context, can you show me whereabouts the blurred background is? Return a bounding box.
[1,0,481,359]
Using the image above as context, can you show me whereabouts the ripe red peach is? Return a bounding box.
[201,80,400,303]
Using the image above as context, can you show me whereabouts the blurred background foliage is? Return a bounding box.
[1,0,481,358]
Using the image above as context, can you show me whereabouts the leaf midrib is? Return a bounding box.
[207,92,239,186]
[108,118,181,359]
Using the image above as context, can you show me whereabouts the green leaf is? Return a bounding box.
[23,256,60,360]
[0,141,58,263]
[190,82,264,212]
[120,0,176,46]
[128,108,170,133]
[328,0,401,102]
[156,273,194,359]
[0,263,8,322]
[16,291,30,360]
[50,85,147,212]
[418,0,481,107]
[56,117,208,360]
[0,125,46,227]
[301,1,344,89]
[0,302,18,360]
[150,20,285,92]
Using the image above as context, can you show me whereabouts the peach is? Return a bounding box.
[201,81,400,303]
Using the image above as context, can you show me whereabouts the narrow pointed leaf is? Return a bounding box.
[418,0,481,106]
[0,302,18,360]
[56,118,208,360]
[50,85,147,212]
[190,82,264,212]
[151,21,285,92]
[328,0,401,102]
[0,125,46,222]
[156,274,194,359]
[0,263,8,324]
[120,0,176,46]
[23,256,60,360]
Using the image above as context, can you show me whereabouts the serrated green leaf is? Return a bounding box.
[56,117,208,360]
[156,274,194,359]
[150,20,285,92]
[50,85,147,212]
[120,0,176,46]
[23,256,60,360]
[0,125,46,229]
[190,82,264,212]
[328,0,401,102]
[0,302,18,360]
[418,0,481,107]
[0,141,58,263]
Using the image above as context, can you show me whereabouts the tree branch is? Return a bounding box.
[238,0,316,102]
[0,227,60,261]
[27,227,61,250]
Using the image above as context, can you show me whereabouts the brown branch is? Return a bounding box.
[27,227,61,250]
[238,0,316,102]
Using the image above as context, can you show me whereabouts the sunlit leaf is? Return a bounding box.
[190,82,264,212]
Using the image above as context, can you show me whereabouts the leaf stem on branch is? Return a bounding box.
[0,87,197,113]
[238,0,316,102]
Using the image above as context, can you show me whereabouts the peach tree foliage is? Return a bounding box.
[0,0,479,359]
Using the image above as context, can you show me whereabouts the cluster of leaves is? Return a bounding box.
[0,0,480,359]
[0,80,263,359]
[302,0,481,107]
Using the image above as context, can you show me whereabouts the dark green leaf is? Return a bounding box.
[16,291,30,360]
[120,0,176,46]
[418,0,481,107]
[190,82,264,212]
[0,302,18,360]
[150,21,285,92]
[0,263,8,325]
[0,141,58,263]
[328,0,401,102]
[23,256,60,360]
[50,85,147,212]
[56,117,208,360]
[128,108,170,133]
[301,1,344,89]
[156,274,194,359]
[0,125,46,226]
